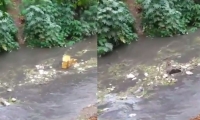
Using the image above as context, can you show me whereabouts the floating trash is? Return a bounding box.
[126,73,137,80]
[62,55,77,69]
[7,88,12,92]
[129,113,136,117]
[103,108,109,111]
[0,98,10,106]
[163,74,168,78]
[126,73,135,79]
[11,98,17,102]
[186,71,193,75]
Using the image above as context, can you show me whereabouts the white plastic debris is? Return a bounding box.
[119,96,127,100]
[186,71,193,75]
[11,98,17,102]
[132,77,137,80]
[0,98,10,106]
[172,64,177,67]
[39,69,44,74]
[31,79,35,82]
[35,65,40,69]
[35,65,44,69]
[78,68,85,71]
[7,88,12,92]
[129,113,136,117]
[73,63,80,68]
[144,73,148,77]
[126,73,135,79]
[107,86,115,91]
[103,108,109,111]
[163,74,168,78]
[181,64,190,69]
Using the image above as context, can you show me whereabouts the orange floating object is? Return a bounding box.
[62,55,77,69]
[62,55,71,62]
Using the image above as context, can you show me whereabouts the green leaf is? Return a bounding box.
[119,36,126,43]
[105,43,113,50]
[2,44,7,51]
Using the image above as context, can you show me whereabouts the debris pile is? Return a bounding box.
[24,64,58,85]
[123,59,200,98]
[0,88,18,106]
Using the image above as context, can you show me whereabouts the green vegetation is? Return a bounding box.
[21,0,98,47]
[0,0,18,52]
[98,0,200,55]
[0,0,11,11]
[0,0,98,52]
[139,0,200,37]
[97,0,138,56]
[1,0,200,55]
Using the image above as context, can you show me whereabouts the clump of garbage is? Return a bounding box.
[124,58,200,98]
[23,64,59,85]
[126,59,200,83]
[22,54,97,86]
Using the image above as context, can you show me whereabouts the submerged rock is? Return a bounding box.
[167,68,181,75]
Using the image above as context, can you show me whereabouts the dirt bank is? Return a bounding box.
[7,0,24,44]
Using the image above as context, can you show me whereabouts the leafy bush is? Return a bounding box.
[52,4,85,42]
[0,10,18,52]
[58,0,98,37]
[140,0,200,37]
[23,3,66,48]
[171,0,200,28]
[141,0,186,37]
[0,0,11,11]
[80,3,98,36]
[22,0,98,48]
[97,0,138,55]
[70,0,97,7]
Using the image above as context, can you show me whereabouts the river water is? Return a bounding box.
[0,36,97,120]
[98,30,200,120]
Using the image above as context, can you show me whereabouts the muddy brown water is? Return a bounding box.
[0,36,97,120]
[98,30,200,120]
